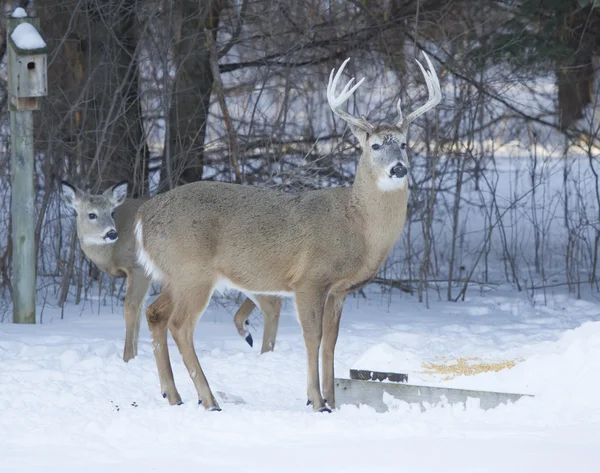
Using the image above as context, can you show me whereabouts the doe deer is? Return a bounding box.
[60,181,281,362]
[134,52,442,411]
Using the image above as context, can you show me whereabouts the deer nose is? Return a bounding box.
[105,230,118,241]
[390,163,407,178]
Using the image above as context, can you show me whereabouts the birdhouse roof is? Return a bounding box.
[10,22,47,55]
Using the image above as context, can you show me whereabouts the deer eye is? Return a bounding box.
[401,143,407,150]
[88,213,97,220]
[371,143,381,151]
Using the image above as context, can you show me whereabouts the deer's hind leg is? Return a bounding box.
[233,295,282,353]
[146,290,181,405]
[123,269,151,362]
[255,295,282,354]
[168,282,220,410]
[233,297,257,347]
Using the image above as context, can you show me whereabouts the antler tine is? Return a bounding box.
[327,58,374,133]
[396,98,403,122]
[397,51,442,131]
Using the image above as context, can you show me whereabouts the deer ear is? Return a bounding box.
[60,181,82,211]
[105,181,128,207]
[349,124,369,148]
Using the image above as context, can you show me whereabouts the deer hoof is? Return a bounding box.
[163,392,183,406]
[245,333,253,347]
[199,400,222,411]
[307,398,331,412]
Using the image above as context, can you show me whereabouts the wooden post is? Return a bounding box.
[7,9,48,324]
[10,110,36,324]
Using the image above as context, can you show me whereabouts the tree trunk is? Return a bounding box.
[160,0,221,191]
[38,0,147,193]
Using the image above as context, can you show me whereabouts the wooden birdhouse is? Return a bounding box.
[7,8,48,111]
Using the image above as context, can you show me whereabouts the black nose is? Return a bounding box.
[390,163,407,178]
[105,230,118,241]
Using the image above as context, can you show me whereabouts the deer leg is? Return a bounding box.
[168,283,220,411]
[122,269,151,362]
[146,290,181,405]
[321,294,346,409]
[255,295,282,354]
[233,297,257,347]
[295,286,329,412]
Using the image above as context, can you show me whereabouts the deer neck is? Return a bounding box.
[347,162,409,260]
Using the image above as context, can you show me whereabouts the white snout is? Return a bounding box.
[376,162,409,192]
[83,228,119,245]
[103,228,119,243]
[82,235,116,246]
[389,161,408,177]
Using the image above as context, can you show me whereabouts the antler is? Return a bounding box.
[327,58,374,133]
[397,52,442,132]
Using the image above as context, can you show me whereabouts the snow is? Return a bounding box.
[11,7,27,18]
[2,287,600,472]
[10,23,46,51]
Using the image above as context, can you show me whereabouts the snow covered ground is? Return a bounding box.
[1,286,600,472]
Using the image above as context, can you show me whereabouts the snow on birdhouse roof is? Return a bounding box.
[11,22,47,52]
[12,7,27,18]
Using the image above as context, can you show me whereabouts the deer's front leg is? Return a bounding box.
[295,286,329,412]
[321,294,345,409]
[123,269,151,362]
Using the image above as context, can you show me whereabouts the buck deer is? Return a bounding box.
[60,181,282,362]
[135,52,442,411]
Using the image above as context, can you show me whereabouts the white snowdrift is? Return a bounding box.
[1,289,599,472]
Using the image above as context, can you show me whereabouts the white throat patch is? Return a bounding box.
[376,174,408,192]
